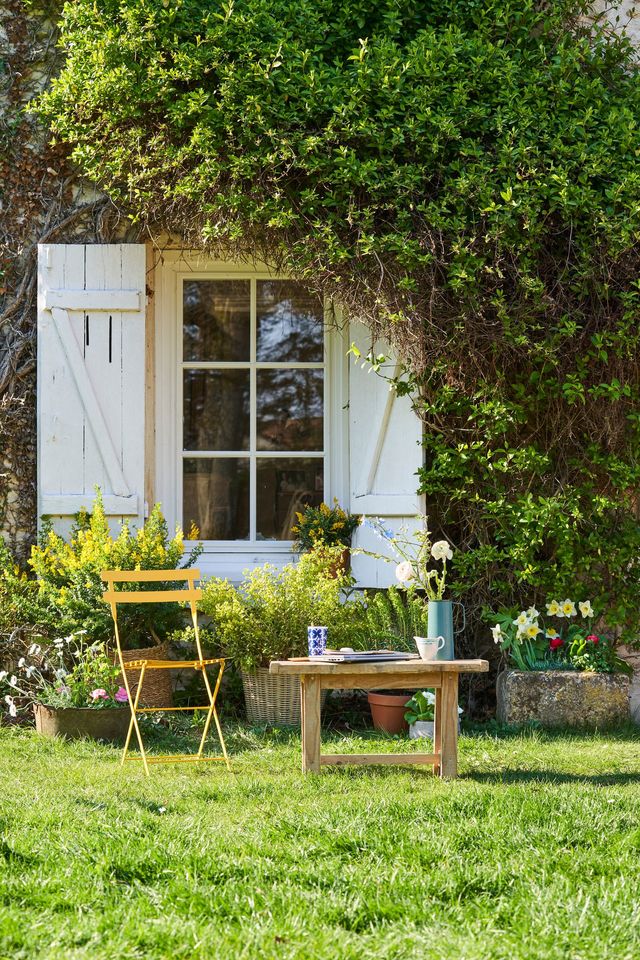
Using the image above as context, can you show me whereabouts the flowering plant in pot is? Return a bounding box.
[358,515,461,660]
[291,500,361,575]
[404,690,463,740]
[490,598,629,673]
[0,631,131,741]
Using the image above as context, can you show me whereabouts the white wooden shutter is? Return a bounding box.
[348,322,425,587]
[37,243,146,533]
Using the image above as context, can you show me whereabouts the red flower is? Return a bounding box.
[586,634,600,645]
[549,638,564,651]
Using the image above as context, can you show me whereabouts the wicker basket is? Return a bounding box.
[241,668,327,726]
[117,642,173,709]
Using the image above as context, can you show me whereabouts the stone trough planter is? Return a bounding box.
[497,669,630,728]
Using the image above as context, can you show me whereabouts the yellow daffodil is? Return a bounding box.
[525,623,542,638]
[546,629,560,640]
[513,612,530,627]
[578,600,594,618]
[546,600,561,617]
[560,599,577,618]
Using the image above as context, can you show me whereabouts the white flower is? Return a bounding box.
[28,644,41,656]
[560,599,577,618]
[0,671,7,682]
[8,676,18,688]
[546,629,560,640]
[431,540,453,562]
[546,600,561,617]
[526,607,540,620]
[395,561,415,583]
[578,600,594,618]
[513,612,530,628]
[491,624,503,644]
[54,638,65,648]
[525,622,542,639]
[17,658,25,668]
[25,666,36,679]
[422,691,436,705]
[54,668,68,680]
[4,696,16,718]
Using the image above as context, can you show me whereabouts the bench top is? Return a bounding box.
[269,658,489,677]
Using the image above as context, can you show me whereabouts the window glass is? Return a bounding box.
[183,280,250,361]
[183,458,250,540]
[256,459,323,541]
[256,280,324,362]
[256,370,323,451]
[183,370,250,451]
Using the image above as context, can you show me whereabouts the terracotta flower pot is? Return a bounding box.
[367,691,412,734]
[33,703,131,742]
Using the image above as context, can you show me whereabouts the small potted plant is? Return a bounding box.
[403,689,463,739]
[1,631,131,741]
[291,500,361,575]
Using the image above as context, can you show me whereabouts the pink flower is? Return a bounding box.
[549,637,564,651]
[586,634,600,645]
[90,688,108,700]
[114,686,129,703]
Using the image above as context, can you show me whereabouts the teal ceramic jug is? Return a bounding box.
[426,600,465,660]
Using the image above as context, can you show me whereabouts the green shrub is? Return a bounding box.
[199,548,364,670]
[29,492,200,650]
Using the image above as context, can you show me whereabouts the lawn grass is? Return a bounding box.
[0,723,639,960]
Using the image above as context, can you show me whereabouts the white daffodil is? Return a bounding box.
[525,623,542,639]
[491,624,503,644]
[395,561,415,583]
[526,607,540,620]
[431,540,453,562]
[546,629,560,640]
[578,600,594,618]
[560,599,577,618]
[546,600,561,617]
[513,612,530,628]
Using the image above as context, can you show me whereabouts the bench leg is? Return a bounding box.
[439,673,459,779]
[301,676,321,774]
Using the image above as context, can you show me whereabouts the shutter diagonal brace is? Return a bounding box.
[50,307,130,497]
[356,360,403,498]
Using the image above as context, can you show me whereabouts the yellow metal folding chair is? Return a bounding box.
[101,569,230,776]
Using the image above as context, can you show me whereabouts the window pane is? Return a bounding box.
[256,458,323,540]
[183,370,250,451]
[183,458,249,540]
[183,280,250,361]
[256,370,323,451]
[256,281,324,362]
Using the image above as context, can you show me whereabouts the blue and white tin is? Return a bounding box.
[308,626,328,657]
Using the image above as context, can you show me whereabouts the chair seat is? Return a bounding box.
[123,658,225,670]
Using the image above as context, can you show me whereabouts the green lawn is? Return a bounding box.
[1,724,639,960]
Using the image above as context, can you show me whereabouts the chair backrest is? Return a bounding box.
[101,569,201,605]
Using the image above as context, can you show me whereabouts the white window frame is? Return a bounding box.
[155,251,349,580]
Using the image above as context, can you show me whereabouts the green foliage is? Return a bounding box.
[36,1,640,645]
[291,500,360,551]
[404,689,436,723]
[353,585,429,653]
[199,548,363,669]
[28,492,200,650]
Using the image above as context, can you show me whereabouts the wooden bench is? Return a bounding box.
[269,658,489,778]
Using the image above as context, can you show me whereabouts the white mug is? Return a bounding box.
[414,636,446,662]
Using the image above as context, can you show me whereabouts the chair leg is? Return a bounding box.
[122,663,150,777]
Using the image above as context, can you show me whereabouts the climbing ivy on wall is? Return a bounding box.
[38,0,640,645]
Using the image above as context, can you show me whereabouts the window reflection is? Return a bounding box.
[256,280,324,362]
[183,370,250,451]
[183,280,250,362]
[183,458,249,540]
[256,459,323,540]
[256,370,323,451]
